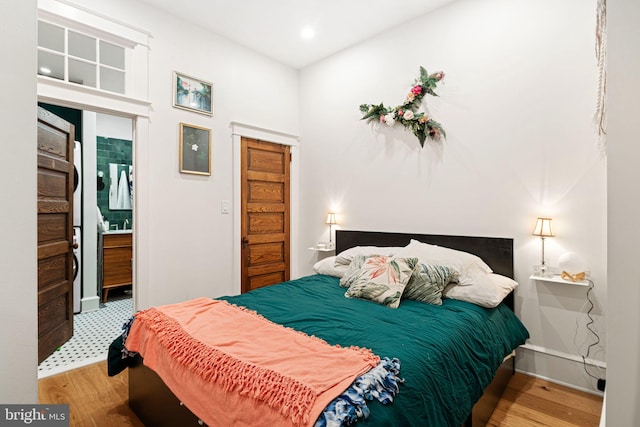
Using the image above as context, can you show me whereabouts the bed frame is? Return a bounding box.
[129,230,516,426]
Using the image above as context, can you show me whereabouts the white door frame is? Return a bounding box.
[37,0,151,312]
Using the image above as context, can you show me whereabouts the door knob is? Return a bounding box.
[241,237,249,249]
[71,242,79,250]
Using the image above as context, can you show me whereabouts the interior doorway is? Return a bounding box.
[241,137,291,293]
[37,102,135,377]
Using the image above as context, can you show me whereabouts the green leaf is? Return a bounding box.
[420,66,428,82]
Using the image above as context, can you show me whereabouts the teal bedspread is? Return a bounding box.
[220,274,529,427]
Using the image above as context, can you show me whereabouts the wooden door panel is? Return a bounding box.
[247,146,286,173]
[37,123,69,158]
[37,106,74,363]
[247,181,284,202]
[248,242,284,266]
[38,171,69,199]
[38,255,68,289]
[248,212,285,234]
[247,203,285,213]
[38,214,68,244]
[249,272,285,290]
[241,138,290,293]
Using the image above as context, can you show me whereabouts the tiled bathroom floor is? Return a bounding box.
[38,291,133,379]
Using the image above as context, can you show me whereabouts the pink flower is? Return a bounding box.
[430,71,445,81]
[397,109,404,117]
[403,110,415,120]
[411,85,422,95]
[379,115,386,123]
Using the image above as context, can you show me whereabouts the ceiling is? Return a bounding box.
[138,0,456,69]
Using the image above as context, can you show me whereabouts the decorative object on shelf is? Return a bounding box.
[173,71,213,116]
[560,271,586,282]
[558,251,589,282]
[532,217,554,277]
[326,212,337,248]
[179,123,212,176]
[359,66,446,147]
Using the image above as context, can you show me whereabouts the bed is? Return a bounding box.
[116,230,529,426]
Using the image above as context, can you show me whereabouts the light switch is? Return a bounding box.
[221,200,231,214]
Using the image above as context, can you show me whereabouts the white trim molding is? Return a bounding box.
[517,343,607,394]
[231,122,300,295]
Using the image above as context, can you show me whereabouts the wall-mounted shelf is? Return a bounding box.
[529,274,589,286]
[308,246,335,252]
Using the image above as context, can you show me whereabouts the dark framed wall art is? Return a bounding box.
[179,122,211,175]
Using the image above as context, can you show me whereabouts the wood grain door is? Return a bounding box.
[241,138,290,293]
[37,106,75,363]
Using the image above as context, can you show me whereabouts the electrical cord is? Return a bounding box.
[580,279,602,381]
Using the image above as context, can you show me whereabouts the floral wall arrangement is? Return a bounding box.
[359,66,446,147]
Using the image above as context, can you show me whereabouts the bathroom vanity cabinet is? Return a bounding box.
[102,231,132,302]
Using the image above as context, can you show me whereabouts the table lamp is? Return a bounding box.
[532,217,554,276]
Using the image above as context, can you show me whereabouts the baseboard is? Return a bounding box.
[81,295,100,313]
[520,343,606,369]
[517,344,606,395]
[515,368,604,397]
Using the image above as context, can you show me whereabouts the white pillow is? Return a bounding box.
[394,239,492,286]
[334,246,403,266]
[313,256,348,278]
[443,273,517,308]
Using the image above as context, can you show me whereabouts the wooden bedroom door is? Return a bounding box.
[240,137,290,293]
[37,106,75,363]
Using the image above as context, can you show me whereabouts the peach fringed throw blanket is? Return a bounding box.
[125,297,380,427]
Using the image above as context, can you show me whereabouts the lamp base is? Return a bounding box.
[533,264,552,278]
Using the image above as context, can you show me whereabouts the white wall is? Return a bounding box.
[0,0,38,402]
[299,0,606,392]
[607,0,640,424]
[58,0,299,308]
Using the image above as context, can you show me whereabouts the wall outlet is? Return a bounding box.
[221,200,231,214]
[597,378,606,391]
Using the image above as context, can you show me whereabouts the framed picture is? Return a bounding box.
[179,123,211,176]
[173,72,213,115]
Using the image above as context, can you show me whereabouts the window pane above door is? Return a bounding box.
[69,31,96,61]
[38,50,64,80]
[69,59,96,87]
[100,41,125,70]
[100,67,125,94]
[38,21,65,53]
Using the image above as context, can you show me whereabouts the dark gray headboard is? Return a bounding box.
[335,230,514,309]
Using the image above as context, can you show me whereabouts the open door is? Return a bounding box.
[37,106,75,363]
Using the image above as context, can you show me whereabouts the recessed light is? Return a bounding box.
[301,27,315,40]
[40,67,52,75]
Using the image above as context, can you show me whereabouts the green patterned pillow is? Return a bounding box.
[345,256,418,308]
[339,254,369,288]
[403,264,458,305]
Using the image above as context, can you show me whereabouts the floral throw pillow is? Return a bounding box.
[403,264,458,305]
[345,256,417,308]
[339,254,370,288]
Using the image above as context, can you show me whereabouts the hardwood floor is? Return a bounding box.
[39,362,602,427]
[38,362,143,427]
[487,373,603,427]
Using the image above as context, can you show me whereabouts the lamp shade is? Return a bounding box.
[326,212,337,225]
[532,217,554,237]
